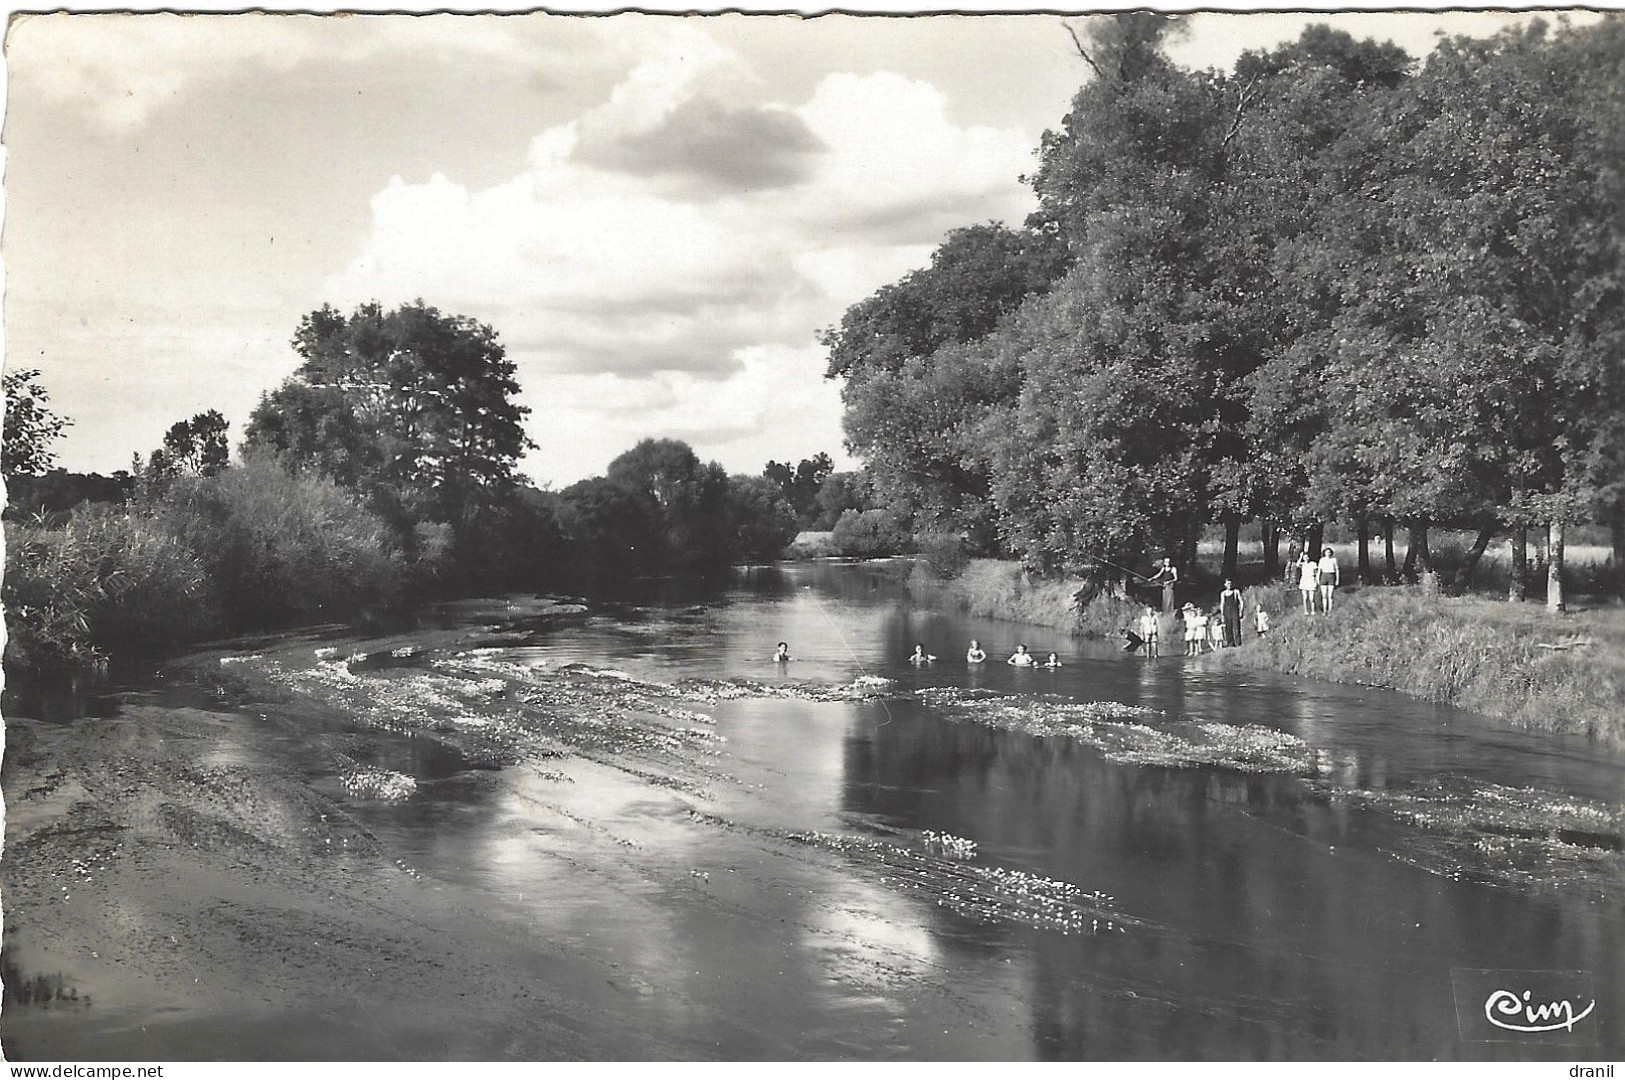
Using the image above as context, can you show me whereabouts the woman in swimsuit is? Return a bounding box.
[1317,547,1341,614]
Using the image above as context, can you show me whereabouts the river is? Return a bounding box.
[3,561,1621,1060]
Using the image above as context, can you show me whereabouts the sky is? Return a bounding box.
[4,7,1613,488]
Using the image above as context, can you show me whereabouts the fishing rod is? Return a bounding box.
[1080,552,1157,583]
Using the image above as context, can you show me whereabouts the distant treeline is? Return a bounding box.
[2,303,844,672]
[823,16,1625,601]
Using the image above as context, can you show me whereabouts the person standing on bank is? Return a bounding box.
[1147,558,1179,614]
[1296,550,1319,614]
[1219,579,1244,647]
[1318,546,1341,614]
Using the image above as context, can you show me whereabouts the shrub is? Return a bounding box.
[152,458,403,628]
[3,508,215,670]
[916,531,970,580]
[785,531,840,559]
[831,508,911,558]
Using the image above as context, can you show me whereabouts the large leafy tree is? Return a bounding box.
[245,301,532,529]
[994,15,1235,572]
[824,222,1071,547]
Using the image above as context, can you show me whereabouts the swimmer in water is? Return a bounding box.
[908,643,937,664]
[1007,644,1035,667]
[966,639,988,664]
[773,642,791,662]
[1043,652,1062,668]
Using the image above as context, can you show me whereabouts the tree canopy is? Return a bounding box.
[245,301,532,528]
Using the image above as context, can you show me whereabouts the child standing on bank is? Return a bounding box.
[1139,606,1160,659]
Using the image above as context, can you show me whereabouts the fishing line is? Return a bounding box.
[802,584,894,726]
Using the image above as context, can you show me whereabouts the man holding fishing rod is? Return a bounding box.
[1146,557,1180,614]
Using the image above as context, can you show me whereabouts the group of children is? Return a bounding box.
[1130,578,1271,658]
[909,640,1062,668]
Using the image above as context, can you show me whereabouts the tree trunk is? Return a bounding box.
[1221,513,1240,581]
[1305,522,1324,565]
[1383,516,1397,582]
[1263,522,1280,582]
[1414,523,1432,574]
[1451,524,1495,593]
[1507,525,1528,602]
[1356,516,1371,585]
[1547,518,1565,613]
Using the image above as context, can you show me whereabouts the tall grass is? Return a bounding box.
[4,508,216,670]
[4,458,406,672]
[1217,586,1625,743]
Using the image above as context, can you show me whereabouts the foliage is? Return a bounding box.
[813,471,870,530]
[763,452,833,528]
[244,301,532,529]
[3,508,215,671]
[725,474,800,563]
[152,456,404,629]
[822,14,1625,603]
[5,470,133,521]
[916,531,970,580]
[3,369,71,479]
[826,222,1071,547]
[550,439,801,583]
[831,508,912,558]
[142,410,230,482]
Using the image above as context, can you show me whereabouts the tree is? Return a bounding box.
[823,222,1071,548]
[814,471,869,530]
[3,369,71,479]
[140,410,231,484]
[821,223,1070,380]
[244,301,532,529]
[763,452,833,528]
[725,475,799,562]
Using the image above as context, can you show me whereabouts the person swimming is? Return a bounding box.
[773,642,791,662]
[1007,644,1035,667]
[908,643,937,664]
[966,639,988,664]
[1043,652,1062,668]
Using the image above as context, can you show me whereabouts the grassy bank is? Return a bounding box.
[1216,587,1625,744]
[913,558,1624,745]
[908,558,1142,638]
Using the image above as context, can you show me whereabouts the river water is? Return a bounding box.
[3,561,1621,1060]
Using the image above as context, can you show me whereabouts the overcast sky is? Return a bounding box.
[5,9,1607,487]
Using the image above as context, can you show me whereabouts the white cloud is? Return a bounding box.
[7,12,589,129]
[324,30,1038,482]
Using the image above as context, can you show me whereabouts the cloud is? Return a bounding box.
[7,12,589,130]
[323,26,1038,480]
[576,95,827,195]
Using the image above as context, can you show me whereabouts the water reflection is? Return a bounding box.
[5,560,1621,1060]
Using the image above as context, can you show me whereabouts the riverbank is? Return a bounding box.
[910,559,1625,745]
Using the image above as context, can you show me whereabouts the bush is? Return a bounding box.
[831,508,912,558]
[785,531,840,559]
[916,531,970,580]
[153,458,403,628]
[3,508,215,670]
